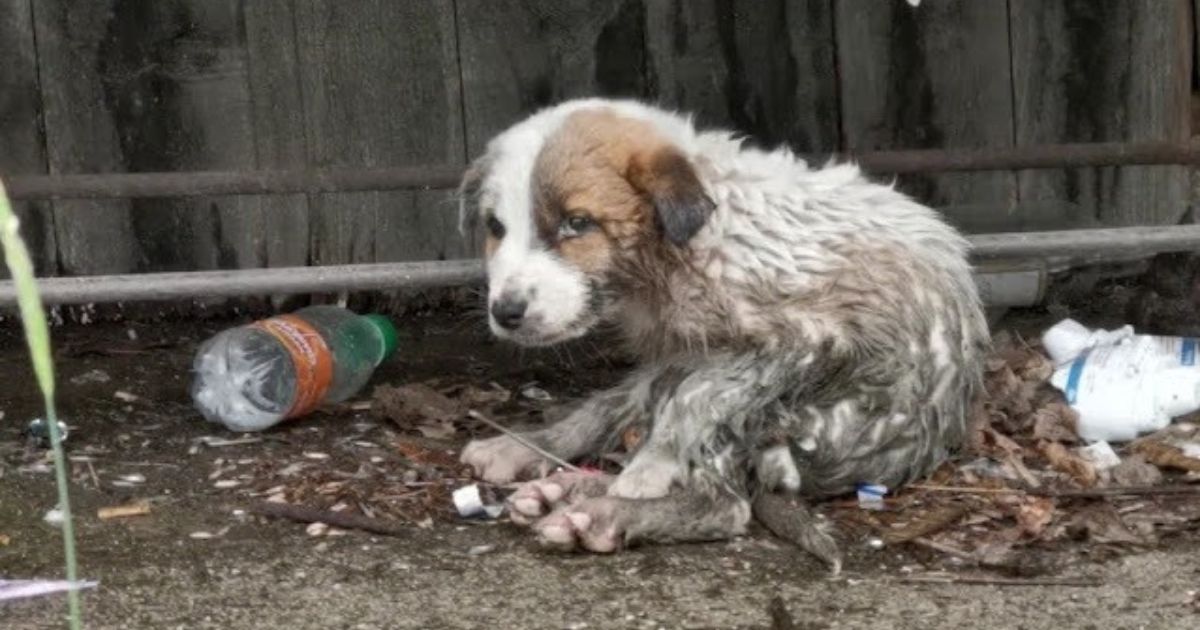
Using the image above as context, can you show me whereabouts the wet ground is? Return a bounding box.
[2,311,1199,629]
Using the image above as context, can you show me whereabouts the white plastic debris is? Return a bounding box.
[1077,441,1121,471]
[1042,319,1200,442]
[0,579,98,603]
[855,483,888,511]
[452,484,504,519]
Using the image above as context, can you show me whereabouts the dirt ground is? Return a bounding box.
[2,310,1199,630]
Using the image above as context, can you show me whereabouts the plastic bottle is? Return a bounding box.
[1042,319,1200,442]
[190,305,398,432]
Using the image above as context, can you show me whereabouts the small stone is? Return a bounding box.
[306,522,329,537]
[521,385,553,401]
[43,508,65,526]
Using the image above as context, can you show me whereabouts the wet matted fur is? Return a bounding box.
[457,98,990,568]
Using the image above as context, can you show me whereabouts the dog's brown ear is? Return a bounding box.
[626,148,715,246]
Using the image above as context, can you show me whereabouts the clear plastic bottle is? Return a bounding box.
[190,305,398,432]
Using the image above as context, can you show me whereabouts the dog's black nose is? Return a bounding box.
[490,298,528,330]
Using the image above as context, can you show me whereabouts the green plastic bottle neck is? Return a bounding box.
[362,314,399,365]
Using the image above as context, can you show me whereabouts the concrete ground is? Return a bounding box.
[2,314,1199,630]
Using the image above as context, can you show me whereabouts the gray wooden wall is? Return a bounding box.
[0,0,1193,280]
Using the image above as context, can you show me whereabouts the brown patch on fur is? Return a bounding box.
[531,109,712,277]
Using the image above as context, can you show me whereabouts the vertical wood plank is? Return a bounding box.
[835,0,1017,218]
[243,0,310,269]
[645,0,840,152]
[32,0,139,275]
[0,0,56,276]
[455,0,648,158]
[33,0,269,276]
[96,0,258,272]
[1011,0,1190,227]
[295,0,466,266]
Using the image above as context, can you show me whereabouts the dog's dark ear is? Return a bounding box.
[626,148,715,246]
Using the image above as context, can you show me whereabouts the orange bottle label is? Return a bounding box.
[252,315,334,419]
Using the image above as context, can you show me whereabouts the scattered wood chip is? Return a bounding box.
[248,501,409,536]
[113,390,140,402]
[881,505,968,545]
[98,501,151,521]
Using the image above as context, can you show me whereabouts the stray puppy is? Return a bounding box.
[458,98,989,567]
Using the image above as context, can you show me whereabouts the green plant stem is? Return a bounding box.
[0,178,82,630]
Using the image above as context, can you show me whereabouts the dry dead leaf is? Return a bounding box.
[1064,503,1144,545]
[374,383,463,440]
[1031,403,1079,443]
[1015,497,1055,537]
[1108,454,1164,487]
[1129,440,1200,473]
[1037,440,1097,487]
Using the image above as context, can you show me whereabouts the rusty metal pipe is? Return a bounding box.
[4,141,1198,201]
[4,225,1200,307]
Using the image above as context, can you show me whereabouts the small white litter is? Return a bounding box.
[452,484,504,519]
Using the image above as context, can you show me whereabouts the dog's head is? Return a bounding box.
[459,100,715,347]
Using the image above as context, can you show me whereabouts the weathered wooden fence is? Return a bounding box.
[0,0,1193,280]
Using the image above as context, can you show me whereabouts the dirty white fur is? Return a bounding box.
[459,98,990,559]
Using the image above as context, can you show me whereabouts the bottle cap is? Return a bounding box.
[362,314,399,364]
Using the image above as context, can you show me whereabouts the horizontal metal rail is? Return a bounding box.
[4,141,1198,201]
[3,226,1199,307]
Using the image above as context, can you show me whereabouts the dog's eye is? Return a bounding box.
[485,215,506,239]
[558,215,596,239]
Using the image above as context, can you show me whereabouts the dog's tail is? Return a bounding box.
[752,491,842,575]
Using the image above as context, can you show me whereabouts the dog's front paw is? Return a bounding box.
[460,435,552,484]
[507,470,614,526]
[534,497,626,553]
[607,453,683,499]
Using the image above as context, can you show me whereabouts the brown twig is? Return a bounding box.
[1030,484,1200,499]
[901,574,1102,587]
[246,501,409,537]
[905,484,1025,495]
[909,537,975,561]
[467,410,580,472]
